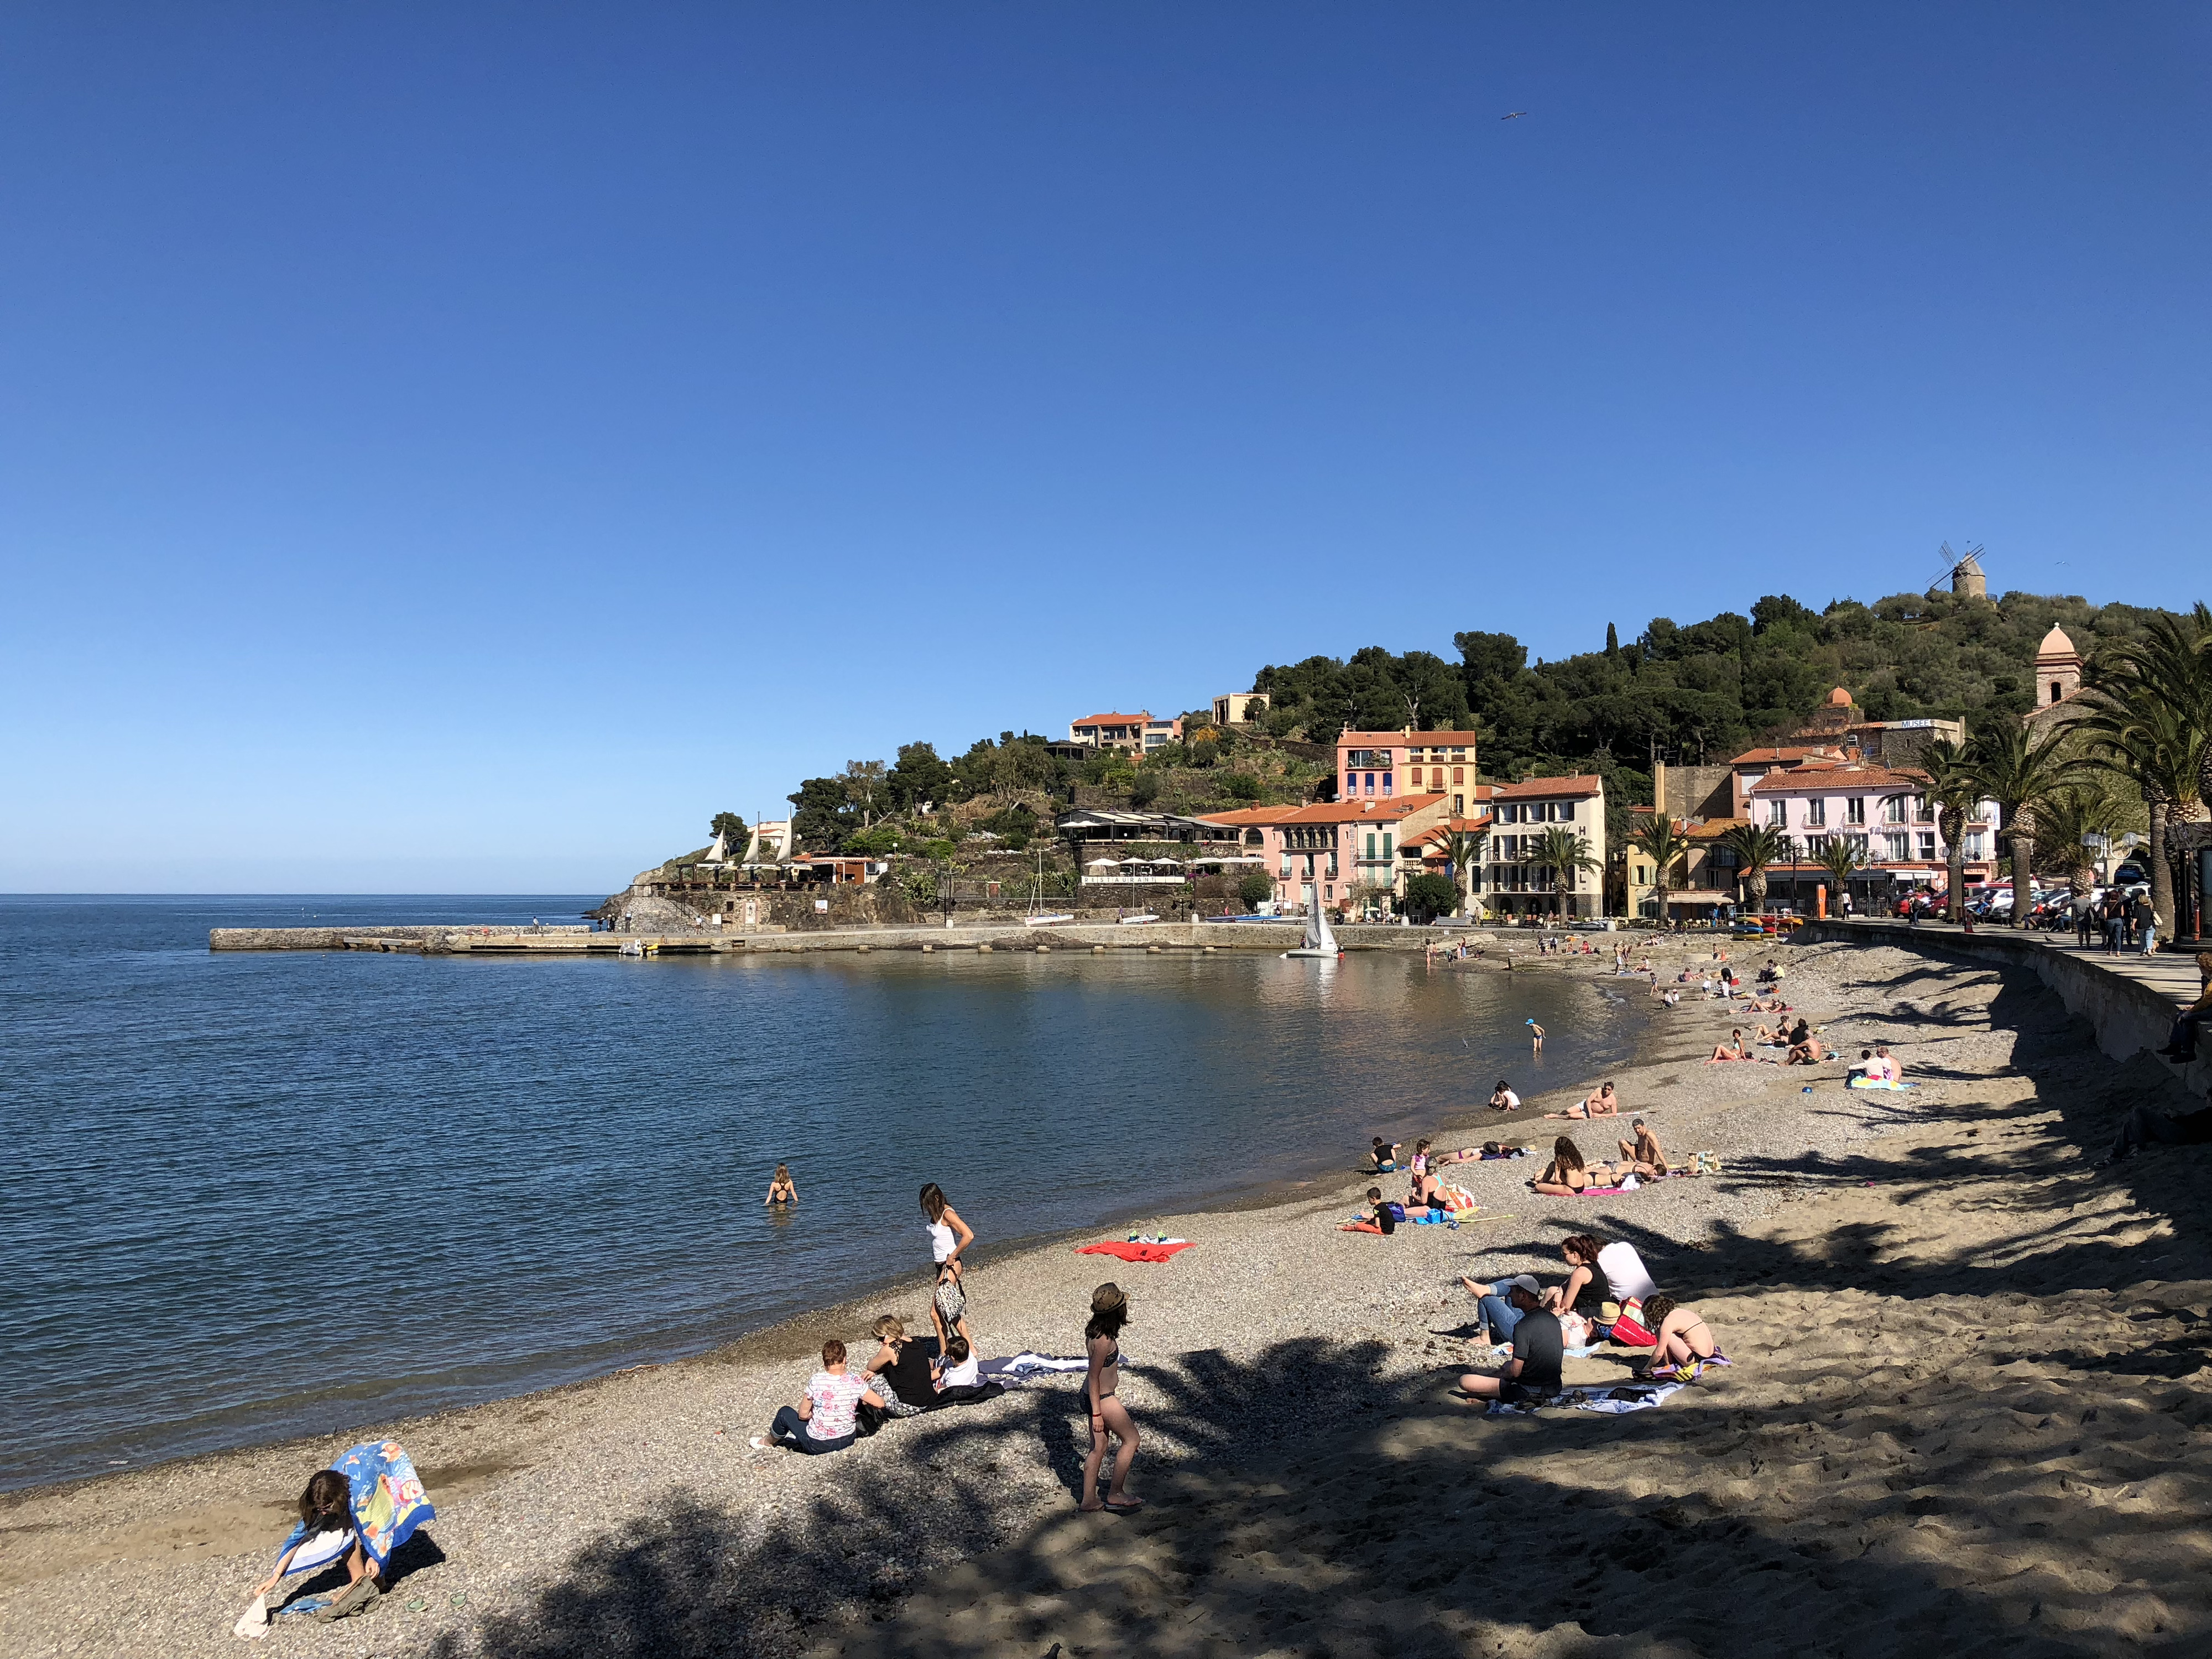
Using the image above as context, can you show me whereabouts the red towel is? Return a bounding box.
[1076,1240,1195,1263]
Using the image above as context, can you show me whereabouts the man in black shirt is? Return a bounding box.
[1458,1277,1563,1404]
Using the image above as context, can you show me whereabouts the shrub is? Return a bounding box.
[1237,870,1275,911]
[1130,771,1161,807]
[1222,773,1264,801]
[1401,873,1459,924]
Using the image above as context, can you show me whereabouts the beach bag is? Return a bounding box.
[1440,1183,1477,1213]
[1610,1306,1658,1348]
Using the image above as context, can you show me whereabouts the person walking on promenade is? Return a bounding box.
[2132,889,2158,956]
[920,1182,976,1352]
[1081,1283,1142,1512]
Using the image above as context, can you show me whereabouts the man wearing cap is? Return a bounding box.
[1456,1277,1563,1405]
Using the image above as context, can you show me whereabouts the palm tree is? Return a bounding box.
[1965,722,2077,927]
[2033,783,2128,924]
[2079,605,2212,935]
[1813,834,1861,919]
[1917,737,1982,924]
[1626,814,1694,928]
[1716,821,1793,913]
[1532,825,1603,921]
[1441,826,1488,917]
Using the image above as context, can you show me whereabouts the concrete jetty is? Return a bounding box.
[208,920,1515,956]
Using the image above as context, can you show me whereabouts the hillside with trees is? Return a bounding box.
[651,586,2196,915]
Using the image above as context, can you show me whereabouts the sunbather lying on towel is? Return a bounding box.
[1548,1081,1621,1119]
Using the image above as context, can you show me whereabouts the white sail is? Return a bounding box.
[1311,900,1339,955]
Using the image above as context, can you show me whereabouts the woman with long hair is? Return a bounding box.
[919,1182,976,1351]
[1530,1136,1590,1197]
[1080,1282,1141,1512]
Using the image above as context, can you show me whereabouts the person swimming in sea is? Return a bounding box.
[765,1164,798,1205]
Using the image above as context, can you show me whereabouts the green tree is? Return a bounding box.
[1965,722,2078,926]
[842,759,888,827]
[1716,821,1792,912]
[2033,784,2128,919]
[1441,826,1488,916]
[787,776,854,853]
[2079,603,2211,933]
[1221,773,1264,801]
[1401,873,1459,925]
[1916,737,1982,924]
[1627,815,1694,925]
[709,812,748,854]
[1813,834,1861,917]
[1236,869,1274,911]
[1531,825,1601,921]
[1129,770,1161,807]
[886,742,953,812]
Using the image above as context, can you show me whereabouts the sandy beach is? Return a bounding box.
[6,935,2209,1659]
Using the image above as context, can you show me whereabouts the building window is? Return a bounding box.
[1383,773,1393,796]
[1451,766,1464,784]
[1365,832,1376,859]
[1452,794,1464,814]
[1845,797,1866,825]
[1766,800,1786,827]
[1382,832,1393,860]
[1328,852,1339,877]
[1280,856,1291,878]
[1919,832,1937,860]
[1915,795,1934,823]
[1805,800,1827,827]
[1882,796,1908,825]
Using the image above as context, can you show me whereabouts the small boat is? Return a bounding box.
[618,939,646,957]
[1118,913,1159,926]
[1024,913,1076,927]
[1283,902,1342,959]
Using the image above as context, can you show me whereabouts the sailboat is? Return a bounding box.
[1283,895,1342,959]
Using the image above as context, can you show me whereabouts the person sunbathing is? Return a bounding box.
[1636,1295,1718,1373]
[1618,1118,1668,1177]
[1708,1029,1750,1062]
[1530,1136,1592,1196]
[1550,1082,1621,1119]
[1874,1044,1901,1082]
[1785,1028,1826,1065]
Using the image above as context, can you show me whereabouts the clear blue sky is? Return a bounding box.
[3,4,2205,893]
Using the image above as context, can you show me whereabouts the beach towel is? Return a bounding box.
[274,1440,432,1575]
[1486,1379,1687,1416]
[1847,1077,1918,1091]
[1077,1240,1194,1263]
[977,1352,1088,1383]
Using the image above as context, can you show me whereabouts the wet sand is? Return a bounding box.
[5,936,2208,1658]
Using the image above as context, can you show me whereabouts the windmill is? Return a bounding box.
[1924,541,1987,598]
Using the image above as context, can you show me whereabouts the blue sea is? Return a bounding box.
[0,895,1646,1491]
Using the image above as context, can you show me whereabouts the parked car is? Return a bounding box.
[2112,861,2147,887]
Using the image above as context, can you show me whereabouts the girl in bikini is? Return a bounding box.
[1636,1295,1719,1375]
[1081,1282,1141,1512]
[1530,1136,1592,1197]
[1708,1030,1749,1063]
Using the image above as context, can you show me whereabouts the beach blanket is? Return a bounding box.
[1847,1077,1919,1091]
[1077,1240,1194,1263]
[977,1352,1088,1383]
[1487,1379,1687,1416]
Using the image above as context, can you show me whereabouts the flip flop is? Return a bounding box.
[1102,1498,1145,1514]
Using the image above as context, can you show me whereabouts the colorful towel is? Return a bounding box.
[274,1439,434,1575]
[1077,1240,1194,1263]
[1847,1077,1918,1091]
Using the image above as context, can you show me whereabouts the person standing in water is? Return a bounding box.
[920,1182,976,1351]
[764,1164,797,1206]
[1527,1019,1545,1056]
[1081,1282,1142,1512]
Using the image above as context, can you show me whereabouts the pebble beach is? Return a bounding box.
[5,934,2208,1659]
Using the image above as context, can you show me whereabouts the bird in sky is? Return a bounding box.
[1501,111,1527,120]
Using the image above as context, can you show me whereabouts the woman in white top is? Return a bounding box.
[1542,1233,1659,1316]
[920,1182,976,1352]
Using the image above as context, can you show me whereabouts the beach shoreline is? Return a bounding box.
[8,934,2208,1658]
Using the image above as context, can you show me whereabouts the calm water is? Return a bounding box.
[0,895,1645,1490]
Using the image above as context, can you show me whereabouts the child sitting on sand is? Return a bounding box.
[1371,1137,1401,1172]
[1488,1081,1522,1112]
[934,1334,979,1391]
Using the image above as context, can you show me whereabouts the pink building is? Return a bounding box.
[1337,729,1481,816]
[1201,794,1451,916]
[1743,757,1997,905]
